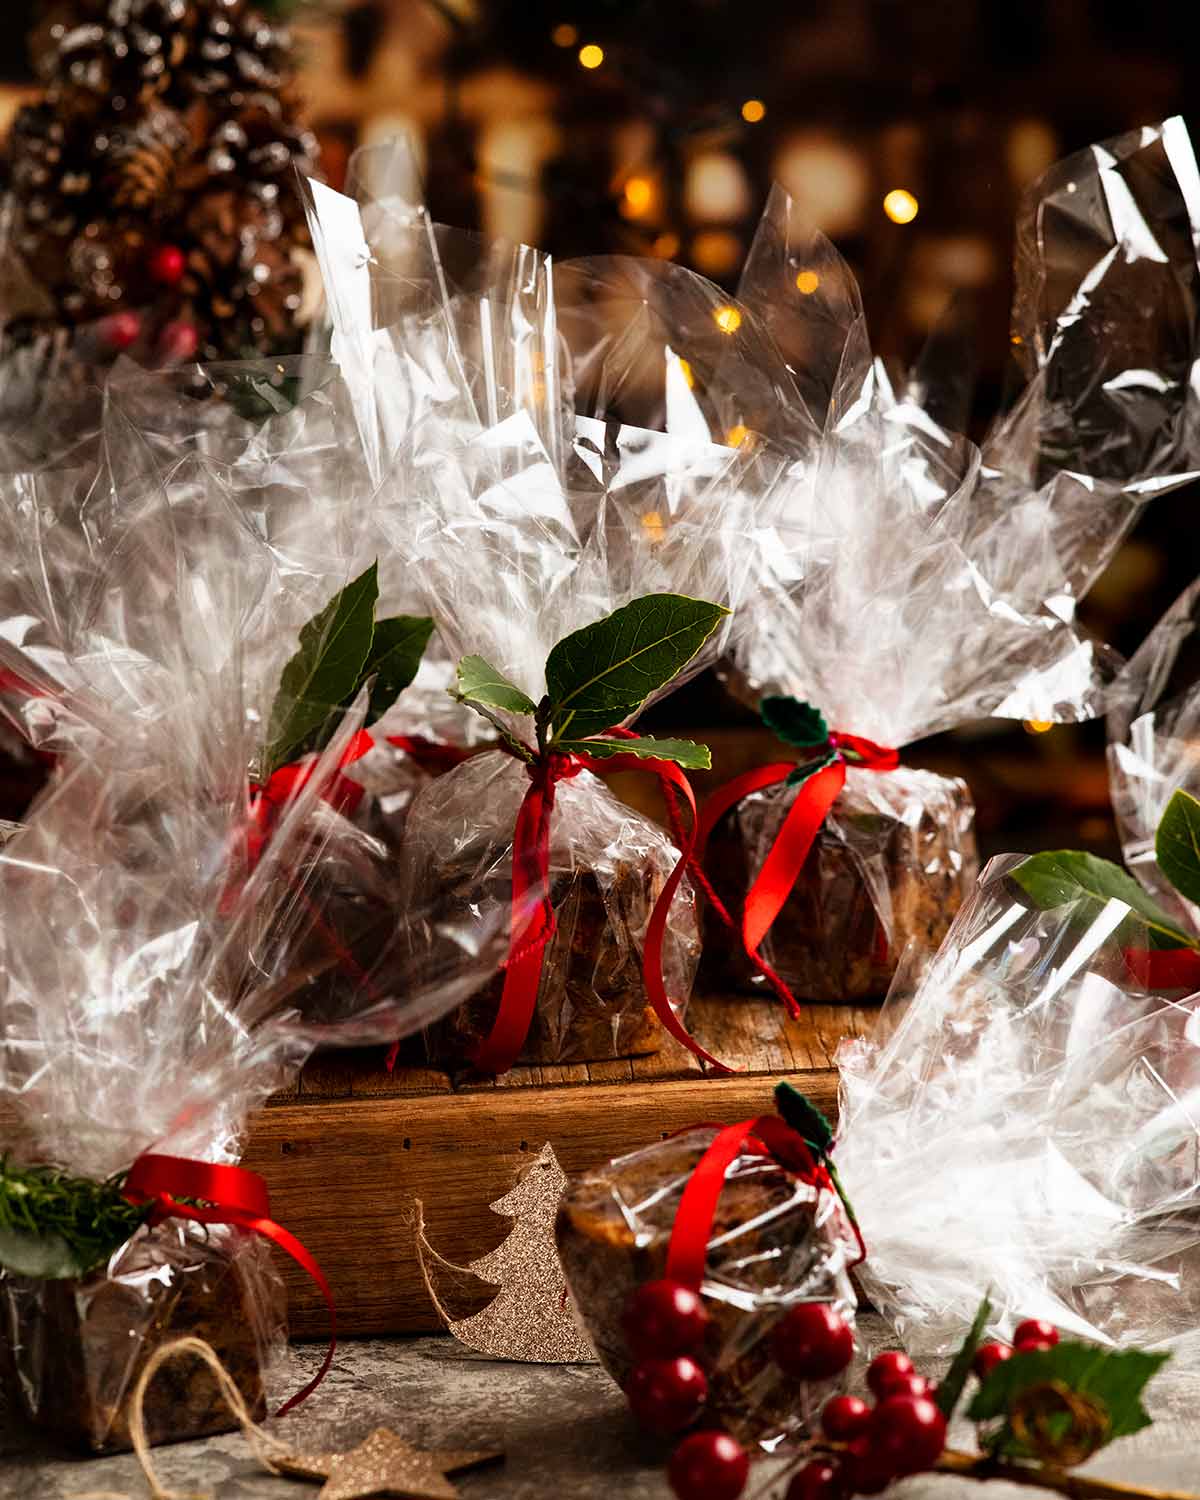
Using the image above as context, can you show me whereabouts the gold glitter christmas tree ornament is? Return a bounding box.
[278,1428,503,1500]
[416,1142,596,1363]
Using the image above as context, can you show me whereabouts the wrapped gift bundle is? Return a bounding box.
[702,117,1200,1005]
[557,1090,861,1449]
[836,849,1200,1362]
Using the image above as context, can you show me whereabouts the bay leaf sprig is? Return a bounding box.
[451,593,728,771]
[263,563,434,779]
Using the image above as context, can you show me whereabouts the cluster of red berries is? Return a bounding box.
[622,1281,857,1500]
[973,1318,1060,1378]
[98,243,198,361]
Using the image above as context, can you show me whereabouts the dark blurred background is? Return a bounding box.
[4,0,1198,860]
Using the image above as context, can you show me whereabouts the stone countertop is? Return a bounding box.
[5,1324,1200,1500]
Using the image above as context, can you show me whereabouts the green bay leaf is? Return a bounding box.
[558,735,712,770]
[455,655,538,716]
[364,614,434,724]
[1009,849,1197,952]
[547,593,728,740]
[264,563,380,777]
[1155,789,1200,909]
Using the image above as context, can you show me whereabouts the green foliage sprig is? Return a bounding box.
[0,1160,151,1281]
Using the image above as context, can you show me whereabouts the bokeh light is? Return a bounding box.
[578,43,604,69]
[883,188,919,224]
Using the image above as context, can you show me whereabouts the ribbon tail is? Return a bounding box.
[743,760,846,955]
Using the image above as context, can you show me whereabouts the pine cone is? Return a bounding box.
[33,0,196,116]
[186,1,292,100]
[104,105,190,209]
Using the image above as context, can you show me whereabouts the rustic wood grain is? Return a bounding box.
[243,994,876,1336]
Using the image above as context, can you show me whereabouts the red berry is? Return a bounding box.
[875,1371,930,1400]
[973,1342,1012,1379]
[844,1437,895,1496]
[102,310,141,351]
[868,1395,948,1477]
[1013,1319,1059,1351]
[623,1279,710,1359]
[626,1356,708,1434]
[158,320,199,363]
[787,1460,844,1500]
[1016,1338,1055,1355]
[148,244,186,285]
[866,1350,915,1398]
[668,1432,749,1500]
[772,1303,855,1380]
[821,1394,871,1441]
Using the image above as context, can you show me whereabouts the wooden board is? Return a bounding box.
[242,994,875,1336]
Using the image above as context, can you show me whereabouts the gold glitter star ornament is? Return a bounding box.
[276,1428,503,1500]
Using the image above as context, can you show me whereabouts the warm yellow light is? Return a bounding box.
[1024,720,1054,734]
[795,269,820,295]
[741,98,766,124]
[641,510,666,543]
[578,43,604,69]
[726,424,749,447]
[552,22,578,47]
[691,229,741,276]
[713,305,742,335]
[677,358,695,389]
[652,232,680,259]
[883,188,919,225]
[621,175,654,217]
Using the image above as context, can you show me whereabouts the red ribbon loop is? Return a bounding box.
[385,734,475,776]
[694,728,899,1014]
[123,1153,336,1416]
[665,1116,825,1290]
[1124,946,1200,990]
[473,730,732,1077]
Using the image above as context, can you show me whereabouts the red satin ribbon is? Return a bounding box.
[694,732,899,1014]
[665,1116,832,1290]
[0,667,60,768]
[123,1153,335,1416]
[385,734,475,777]
[473,729,731,1077]
[1124,946,1200,990]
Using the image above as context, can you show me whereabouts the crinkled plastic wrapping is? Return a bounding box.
[408,752,698,1065]
[706,765,978,1002]
[556,1126,859,1449]
[300,166,786,1065]
[707,119,1200,998]
[837,852,1200,1363]
[1108,576,1200,928]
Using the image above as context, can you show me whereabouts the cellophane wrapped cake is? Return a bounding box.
[713,117,1200,1002]
[557,1123,859,1448]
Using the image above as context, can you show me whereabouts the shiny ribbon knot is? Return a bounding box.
[123,1153,336,1416]
[693,727,899,1015]
[473,727,730,1077]
[665,1115,839,1291]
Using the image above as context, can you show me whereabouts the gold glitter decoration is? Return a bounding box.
[417,1143,596,1363]
[278,1427,503,1500]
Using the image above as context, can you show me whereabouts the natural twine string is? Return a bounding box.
[68,1336,293,1500]
[411,1198,497,1331]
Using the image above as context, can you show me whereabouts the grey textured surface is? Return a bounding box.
[3,1321,1200,1500]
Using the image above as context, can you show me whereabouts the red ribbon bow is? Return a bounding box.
[474,726,729,1077]
[693,730,899,1015]
[123,1153,335,1416]
[665,1115,862,1291]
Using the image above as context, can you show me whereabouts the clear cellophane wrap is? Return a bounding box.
[713,117,1200,1000]
[556,1127,859,1449]
[300,148,792,1068]
[0,417,509,1451]
[837,851,1200,1364]
[1108,575,1200,929]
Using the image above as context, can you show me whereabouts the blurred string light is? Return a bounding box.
[578,43,604,69]
[1024,720,1054,734]
[726,423,749,447]
[641,509,666,542]
[621,174,655,218]
[691,229,742,275]
[775,132,868,237]
[686,151,751,223]
[713,305,742,334]
[741,99,766,124]
[883,187,919,224]
[552,22,578,47]
[795,269,820,294]
[653,232,680,258]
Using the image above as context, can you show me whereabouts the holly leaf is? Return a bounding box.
[774,1081,835,1155]
[936,1294,993,1421]
[455,655,538,716]
[264,564,379,778]
[1156,790,1200,909]
[786,751,838,788]
[546,594,729,740]
[761,695,830,750]
[557,736,712,770]
[1009,850,1197,952]
[968,1342,1169,1459]
[362,615,434,724]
